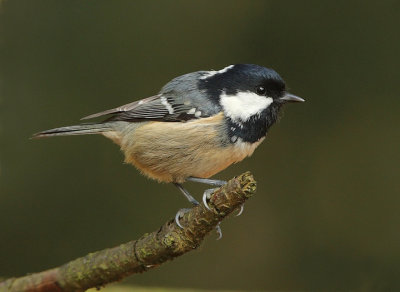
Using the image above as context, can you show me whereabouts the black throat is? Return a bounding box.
[226,103,282,144]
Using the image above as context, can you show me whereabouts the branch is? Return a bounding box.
[0,172,256,292]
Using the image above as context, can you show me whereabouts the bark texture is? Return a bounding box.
[0,172,256,292]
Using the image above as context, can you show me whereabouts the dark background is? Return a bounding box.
[1,1,399,291]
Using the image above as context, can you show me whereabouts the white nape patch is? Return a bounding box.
[200,65,234,80]
[187,108,196,114]
[195,111,202,117]
[160,96,174,114]
[220,91,273,122]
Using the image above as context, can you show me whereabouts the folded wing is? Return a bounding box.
[82,94,204,122]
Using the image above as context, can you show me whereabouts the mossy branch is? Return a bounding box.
[0,172,256,292]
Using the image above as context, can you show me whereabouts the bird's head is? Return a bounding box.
[199,64,304,124]
[198,64,304,143]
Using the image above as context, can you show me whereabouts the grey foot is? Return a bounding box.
[175,208,191,229]
[236,204,244,216]
[202,188,218,211]
[201,189,224,240]
[216,223,223,240]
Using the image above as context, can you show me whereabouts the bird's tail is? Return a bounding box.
[32,123,112,138]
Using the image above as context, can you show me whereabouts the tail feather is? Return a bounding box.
[32,123,111,138]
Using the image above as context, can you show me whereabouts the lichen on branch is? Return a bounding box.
[0,172,256,292]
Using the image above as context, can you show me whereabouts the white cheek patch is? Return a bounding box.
[220,91,273,122]
[200,65,234,80]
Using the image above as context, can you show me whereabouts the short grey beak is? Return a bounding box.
[279,93,305,103]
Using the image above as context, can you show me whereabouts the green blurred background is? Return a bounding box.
[1,0,399,291]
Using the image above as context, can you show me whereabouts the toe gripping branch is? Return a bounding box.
[174,171,256,246]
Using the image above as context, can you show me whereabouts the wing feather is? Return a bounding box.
[81,95,163,120]
[80,94,203,122]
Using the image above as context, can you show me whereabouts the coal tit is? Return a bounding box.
[34,64,304,235]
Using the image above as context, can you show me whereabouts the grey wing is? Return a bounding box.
[81,95,161,120]
[81,94,205,122]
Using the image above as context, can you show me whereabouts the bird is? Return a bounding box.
[33,64,304,238]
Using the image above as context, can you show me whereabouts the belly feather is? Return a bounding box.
[116,114,263,183]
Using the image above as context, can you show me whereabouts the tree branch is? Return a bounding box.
[0,172,256,292]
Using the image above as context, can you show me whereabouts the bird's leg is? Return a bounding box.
[174,183,200,206]
[186,177,227,186]
[174,183,199,229]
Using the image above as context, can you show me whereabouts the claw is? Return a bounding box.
[175,212,184,229]
[202,188,216,211]
[216,223,223,240]
[236,204,244,217]
[175,208,191,229]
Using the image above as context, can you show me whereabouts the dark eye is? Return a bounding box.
[256,86,266,95]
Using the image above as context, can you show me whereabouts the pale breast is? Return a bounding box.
[109,113,264,183]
